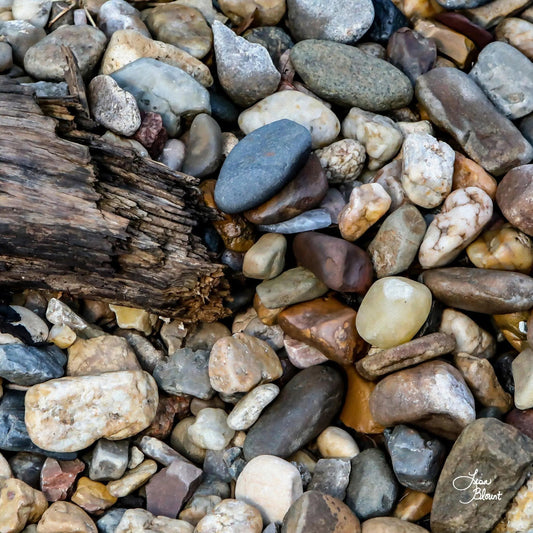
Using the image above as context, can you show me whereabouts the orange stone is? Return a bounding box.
[340,366,385,434]
[394,489,433,522]
[493,312,530,352]
[278,296,366,365]
[253,293,285,326]
[391,0,444,19]
[452,152,497,198]
[71,477,117,513]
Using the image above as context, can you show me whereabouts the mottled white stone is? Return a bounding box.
[11,0,51,27]
[195,499,263,533]
[512,348,533,410]
[419,186,493,268]
[107,460,158,498]
[239,90,340,149]
[401,133,455,208]
[187,408,235,451]
[227,384,280,430]
[115,509,193,533]
[315,139,366,184]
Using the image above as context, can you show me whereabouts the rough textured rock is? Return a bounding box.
[315,139,366,184]
[114,508,193,533]
[89,440,129,482]
[195,499,263,533]
[0,478,47,533]
[218,0,286,26]
[41,457,85,501]
[36,501,97,533]
[227,384,279,430]
[187,408,234,451]
[308,458,351,500]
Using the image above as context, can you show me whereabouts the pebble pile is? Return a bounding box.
[1,0,533,532]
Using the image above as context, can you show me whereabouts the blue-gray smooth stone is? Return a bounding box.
[214,119,312,214]
[0,344,65,386]
[97,508,127,533]
[257,209,332,234]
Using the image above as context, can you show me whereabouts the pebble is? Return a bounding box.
[106,459,158,499]
[67,335,139,376]
[421,267,533,314]
[243,365,344,460]
[371,159,407,210]
[97,0,150,38]
[170,418,206,463]
[0,21,46,64]
[393,490,432,522]
[495,18,533,59]
[209,333,282,394]
[315,139,366,184]
[290,39,413,112]
[367,0,408,43]
[243,26,292,66]
[227,384,279,430]
[370,360,476,439]
[338,183,391,241]
[24,25,107,82]
[283,337,328,368]
[242,234,286,280]
[356,332,455,380]
[71,477,117,513]
[342,107,403,170]
[47,325,76,350]
[368,204,426,278]
[88,439,129,482]
[0,344,64,386]
[114,508,194,533]
[38,501,98,532]
[0,306,48,345]
[110,58,210,136]
[214,120,311,214]
[356,277,432,349]
[185,322,231,352]
[0,41,12,72]
[116,331,164,373]
[278,296,365,365]
[282,490,361,533]
[496,164,533,236]
[512,348,533,410]
[195,499,263,533]
[235,455,303,524]
[0,478,47,533]
[40,458,84,501]
[97,509,126,533]
[158,139,187,171]
[316,426,359,459]
[24,370,158,453]
[213,21,280,107]
[346,449,399,521]
[452,151,497,198]
[467,223,533,273]
[362,517,429,532]
[244,155,328,225]
[187,408,234,451]
[143,4,212,59]
[108,305,155,336]
[455,352,512,412]
[0,452,10,479]
[384,425,446,493]
[257,209,332,234]
[239,90,340,149]
[307,458,351,500]
[493,476,533,533]
[11,0,51,28]
[387,27,436,85]
[493,311,530,352]
[415,68,533,176]
[218,0,286,26]
[431,418,533,532]
[470,42,533,119]
[401,133,454,209]
[293,232,373,293]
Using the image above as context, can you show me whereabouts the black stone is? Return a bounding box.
[9,452,45,489]
[384,424,446,493]
[477,406,505,420]
[493,352,516,395]
[214,120,312,214]
[209,85,240,123]
[308,458,351,500]
[203,449,233,483]
[243,365,345,460]
[244,26,294,66]
[0,343,65,386]
[367,0,408,43]
[97,509,127,533]
[346,448,399,521]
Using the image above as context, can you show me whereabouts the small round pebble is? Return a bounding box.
[316,426,360,459]
[187,408,235,451]
[195,499,263,533]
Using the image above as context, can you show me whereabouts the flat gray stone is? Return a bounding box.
[257,209,332,234]
[89,439,129,481]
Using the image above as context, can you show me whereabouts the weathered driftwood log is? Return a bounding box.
[0,75,229,321]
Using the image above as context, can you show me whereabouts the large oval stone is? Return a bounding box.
[25,370,158,452]
[243,365,345,460]
[293,231,373,293]
[422,267,533,314]
[416,68,533,176]
[369,360,476,439]
[290,40,413,112]
[214,120,312,214]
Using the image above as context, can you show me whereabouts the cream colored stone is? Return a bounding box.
[187,408,235,451]
[243,233,287,280]
[493,476,533,533]
[46,298,103,339]
[235,455,303,524]
[356,277,432,349]
[25,370,158,453]
[36,501,97,533]
[67,335,140,376]
[11,0,50,27]
[338,183,391,241]
[0,478,47,533]
[401,133,454,209]
[315,139,366,184]
[107,460,158,498]
[109,305,157,335]
[232,308,257,334]
[218,0,286,26]
[170,417,207,463]
[128,447,145,470]
[419,186,493,268]
[0,452,11,479]
[512,348,533,410]
[209,333,282,394]
[238,91,340,149]
[160,319,187,354]
[7,306,48,344]
[316,426,359,459]
[289,450,317,474]
[221,132,239,157]
[227,384,280,430]
[342,107,403,170]
[397,121,433,137]
[48,324,76,349]
[195,499,263,533]
[439,308,495,358]
[115,509,194,533]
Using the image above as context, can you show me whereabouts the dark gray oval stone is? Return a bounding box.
[243,365,344,460]
[214,119,312,214]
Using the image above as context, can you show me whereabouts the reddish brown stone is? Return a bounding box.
[278,296,367,365]
[145,458,203,518]
[243,155,328,225]
[293,232,373,294]
[40,458,85,502]
[142,394,191,440]
[506,408,533,440]
[435,12,494,50]
[132,112,168,158]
